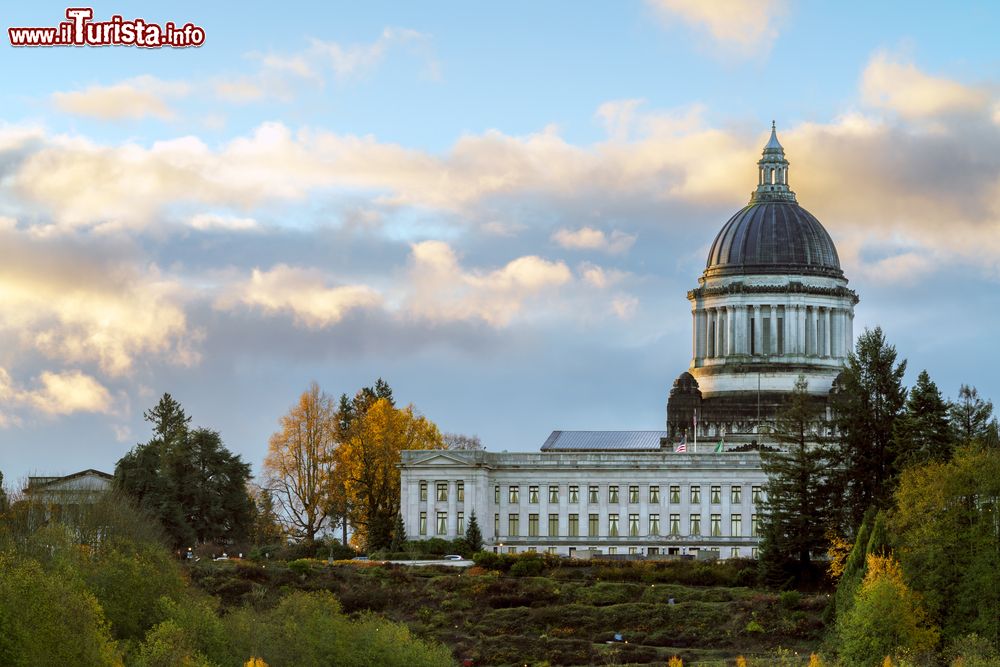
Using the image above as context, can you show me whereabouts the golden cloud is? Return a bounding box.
[645,0,786,55]
[215,264,382,327]
[0,225,198,375]
[52,75,191,121]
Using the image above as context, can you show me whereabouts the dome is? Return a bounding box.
[703,123,843,280]
[704,201,842,279]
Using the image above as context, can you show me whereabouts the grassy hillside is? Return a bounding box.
[190,556,828,666]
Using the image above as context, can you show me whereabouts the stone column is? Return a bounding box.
[720,308,727,358]
[795,303,806,356]
[712,308,722,357]
[448,480,457,537]
[832,309,841,358]
[752,305,761,356]
[769,305,778,355]
[705,309,713,358]
[825,308,833,357]
[727,305,736,356]
[847,309,854,355]
[809,306,819,357]
[805,307,813,356]
[698,309,707,361]
[812,307,820,357]
[691,308,698,361]
[780,304,789,356]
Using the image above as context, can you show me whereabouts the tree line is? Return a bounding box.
[758,325,999,663]
[103,379,472,554]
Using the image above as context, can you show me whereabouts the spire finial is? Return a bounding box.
[751,121,795,203]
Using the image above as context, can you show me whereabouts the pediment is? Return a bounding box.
[410,451,471,466]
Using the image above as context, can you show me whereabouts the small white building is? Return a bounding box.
[24,469,114,520]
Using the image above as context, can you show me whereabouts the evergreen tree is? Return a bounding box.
[116,394,253,548]
[832,327,908,530]
[187,428,254,543]
[893,370,954,467]
[250,486,284,545]
[950,385,994,446]
[864,510,891,557]
[389,513,407,552]
[759,376,838,587]
[144,393,191,447]
[464,510,483,553]
[0,469,8,514]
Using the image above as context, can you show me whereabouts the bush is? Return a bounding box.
[0,553,119,666]
[81,539,188,642]
[226,590,452,666]
[510,557,545,577]
[779,590,802,609]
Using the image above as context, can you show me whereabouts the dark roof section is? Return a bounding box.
[541,430,669,451]
[705,201,843,279]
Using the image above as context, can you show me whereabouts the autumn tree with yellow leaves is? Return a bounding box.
[336,395,445,550]
[263,382,339,543]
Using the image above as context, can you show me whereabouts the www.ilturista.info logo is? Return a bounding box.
[9,8,205,48]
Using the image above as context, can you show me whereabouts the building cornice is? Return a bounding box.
[688,280,858,304]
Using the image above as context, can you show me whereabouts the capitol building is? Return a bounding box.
[399,125,857,558]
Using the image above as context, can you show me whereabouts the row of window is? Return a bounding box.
[488,484,762,505]
[418,511,761,538]
[418,511,469,536]
[498,546,759,559]
[419,481,465,502]
[418,482,765,505]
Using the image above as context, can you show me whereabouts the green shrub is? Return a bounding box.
[81,540,188,642]
[779,590,802,609]
[510,557,545,577]
[0,553,119,666]
[132,619,216,667]
[287,558,326,575]
[226,590,452,666]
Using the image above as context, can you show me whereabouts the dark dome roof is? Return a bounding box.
[705,201,842,279]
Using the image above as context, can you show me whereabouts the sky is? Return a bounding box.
[1,1,998,486]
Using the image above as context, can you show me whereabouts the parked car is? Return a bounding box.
[351,556,370,561]
[442,554,464,561]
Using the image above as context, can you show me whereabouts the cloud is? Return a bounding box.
[405,241,572,326]
[0,225,198,375]
[611,295,639,320]
[312,27,437,80]
[214,27,438,103]
[646,0,786,55]
[188,213,260,231]
[553,227,636,254]
[595,98,645,142]
[580,264,629,289]
[52,76,191,121]
[7,56,1000,282]
[216,264,382,327]
[861,51,990,118]
[0,367,114,423]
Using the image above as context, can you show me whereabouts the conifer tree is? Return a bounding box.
[950,385,994,446]
[0,470,7,514]
[894,370,954,467]
[832,327,908,529]
[389,513,407,552]
[116,394,253,548]
[464,510,483,553]
[759,376,838,587]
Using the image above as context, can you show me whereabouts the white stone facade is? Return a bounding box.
[399,449,768,559]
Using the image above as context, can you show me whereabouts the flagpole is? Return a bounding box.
[693,409,698,453]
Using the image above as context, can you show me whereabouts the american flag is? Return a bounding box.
[675,443,687,453]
